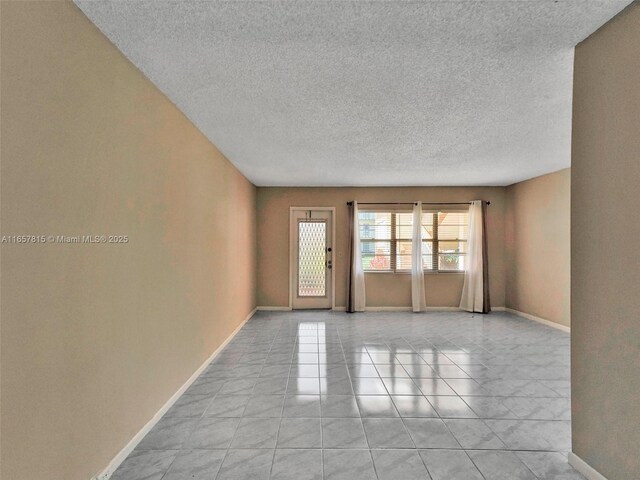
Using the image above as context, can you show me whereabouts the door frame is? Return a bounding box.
[289,206,336,310]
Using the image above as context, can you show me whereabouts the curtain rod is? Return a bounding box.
[346,201,490,206]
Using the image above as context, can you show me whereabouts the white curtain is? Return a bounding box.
[350,201,366,312]
[460,200,486,312]
[411,202,427,312]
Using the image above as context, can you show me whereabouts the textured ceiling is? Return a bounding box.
[76,0,630,186]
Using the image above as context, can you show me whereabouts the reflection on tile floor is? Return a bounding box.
[111,311,585,479]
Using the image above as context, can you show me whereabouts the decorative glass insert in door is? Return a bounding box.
[298,220,327,297]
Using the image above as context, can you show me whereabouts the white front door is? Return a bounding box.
[291,209,333,309]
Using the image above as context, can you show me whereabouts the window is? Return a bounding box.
[421,210,468,272]
[359,211,392,271]
[359,209,468,272]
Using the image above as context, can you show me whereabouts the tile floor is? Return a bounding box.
[111,311,585,480]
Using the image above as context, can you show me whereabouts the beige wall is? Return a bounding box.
[571,3,640,479]
[0,2,256,479]
[256,187,506,309]
[505,169,571,326]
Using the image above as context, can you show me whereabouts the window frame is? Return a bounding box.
[359,208,468,274]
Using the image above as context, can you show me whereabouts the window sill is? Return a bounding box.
[364,271,465,275]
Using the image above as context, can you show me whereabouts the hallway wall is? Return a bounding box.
[505,168,571,327]
[0,2,256,479]
[571,3,640,478]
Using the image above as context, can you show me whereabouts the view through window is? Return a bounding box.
[359,210,469,272]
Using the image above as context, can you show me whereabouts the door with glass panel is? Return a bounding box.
[291,209,333,309]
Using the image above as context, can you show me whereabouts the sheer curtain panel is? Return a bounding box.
[348,201,366,312]
[459,200,491,313]
[411,202,427,312]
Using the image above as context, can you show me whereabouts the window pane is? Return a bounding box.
[422,240,435,270]
[396,240,412,256]
[438,212,469,240]
[396,254,412,270]
[362,240,391,255]
[359,212,391,240]
[396,213,413,240]
[396,212,413,223]
[361,240,391,271]
[438,211,468,225]
[298,221,326,296]
[438,225,468,240]
[396,240,412,270]
[363,254,391,271]
[438,240,467,254]
[438,253,465,271]
[396,223,413,239]
[421,212,435,240]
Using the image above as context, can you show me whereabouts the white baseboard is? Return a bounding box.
[322,306,469,312]
[568,452,608,480]
[365,306,413,311]
[365,306,468,312]
[503,307,570,332]
[92,307,257,480]
[256,306,292,311]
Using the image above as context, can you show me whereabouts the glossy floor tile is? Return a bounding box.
[419,449,484,480]
[271,449,323,480]
[371,449,430,480]
[112,311,585,479]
